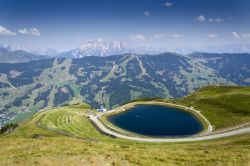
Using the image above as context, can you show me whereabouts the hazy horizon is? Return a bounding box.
[0,0,249,53]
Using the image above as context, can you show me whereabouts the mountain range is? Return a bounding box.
[2,41,250,61]
[0,52,250,126]
[58,40,162,58]
[0,47,49,63]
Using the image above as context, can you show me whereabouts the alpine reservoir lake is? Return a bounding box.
[107,104,204,137]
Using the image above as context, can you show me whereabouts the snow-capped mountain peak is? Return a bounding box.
[59,40,164,58]
[72,40,126,57]
[69,40,131,58]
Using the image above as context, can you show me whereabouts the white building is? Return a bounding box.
[97,105,107,112]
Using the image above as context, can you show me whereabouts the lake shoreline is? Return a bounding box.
[98,101,213,138]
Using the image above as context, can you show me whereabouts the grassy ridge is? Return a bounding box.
[173,86,250,129]
[0,86,250,165]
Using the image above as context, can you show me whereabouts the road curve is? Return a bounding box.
[89,115,250,143]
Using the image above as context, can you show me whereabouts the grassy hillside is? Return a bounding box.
[173,86,250,130]
[0,86,250,165]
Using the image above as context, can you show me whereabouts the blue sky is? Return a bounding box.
[0,0,249,51]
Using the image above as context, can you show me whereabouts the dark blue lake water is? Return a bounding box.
[107,104,203,137]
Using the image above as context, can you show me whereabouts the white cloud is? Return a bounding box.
[197,16,224,23]
[208,18,223,23]
[232,32,250,39]
[172,33,184,38]
[0,26,16,36]
[206,33,218,38]
[152,33,184,39]
[242,33,250,38]
[130,34,145,41]
[18,28,28,34]
[214,18,223,23]
[163,2,173,7]
[18,28,40,36]
[196,15,206,22]
[144,11,150,17]
[152,34,165,39]
[232,32,241,39]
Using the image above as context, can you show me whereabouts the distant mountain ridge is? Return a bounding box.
[1,42,250,63]
[60,43,250,58]
[0,44,58,57]
[0,47,49,63]
[0,52,250,126]
[59,40,161,58]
